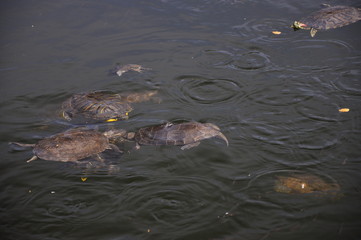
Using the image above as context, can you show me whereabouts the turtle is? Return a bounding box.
[292,5,361,37]
[130,121,229,150]
[274,174,340,195]
[61,90,158,122]
[10,128,127,163]
[110,64,151,77]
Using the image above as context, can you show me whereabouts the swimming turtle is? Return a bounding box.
[131,122,229,150]
[61,90,158,122]
[274,174,340,195]
[10,128,127,163]
[292,5,361,37]
[110,64,151,76]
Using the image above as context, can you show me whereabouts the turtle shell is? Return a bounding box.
[62,91,133,121]
[62,90,158,122]
[34,129,111,162]
[134,122,228,147]
[274,174,340,194]
[298,5,361,30]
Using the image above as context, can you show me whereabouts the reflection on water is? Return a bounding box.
[1,0,361,239]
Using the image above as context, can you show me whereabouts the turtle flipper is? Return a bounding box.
[134,142,141,150]
[310,28,318,37]
[26,155,38,163]
[109,144,123,153]
[93,154,104,162]
[181,142,200,150]
[62,111,72,121]
[321,3,332,8]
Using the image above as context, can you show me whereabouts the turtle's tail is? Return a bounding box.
[26,156,38,163]
[9,142,36,148]
[217,132,229,146]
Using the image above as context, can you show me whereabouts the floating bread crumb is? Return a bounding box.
[339,108,350,112]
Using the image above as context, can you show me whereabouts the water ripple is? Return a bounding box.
[22,182,117,226]
[246,80,313,106]
[174,75,245,104]
[281,39,355,71]
[230,18,295,44]
[331,67,361,96]
[196,48,271,72]
[118,175,233,237]
[295,101,341,123]
[232,114,342,167]
[225,50,271,71]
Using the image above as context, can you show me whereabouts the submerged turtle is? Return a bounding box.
[61,90,158,122]
[131,122,229,150]
[292,5,361,37]
[10,128,126,163]
[110,64,151,77]
[274,174,340,195]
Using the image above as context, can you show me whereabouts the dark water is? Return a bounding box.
[1,0,361,239]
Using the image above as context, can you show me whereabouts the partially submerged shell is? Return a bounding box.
[274,174,340,195]
[34,129,109,162]
[292,5,361,37]
[134,122,228,150]
[110,64,151,76]
[14,128,125,162]
[61,90,158,122]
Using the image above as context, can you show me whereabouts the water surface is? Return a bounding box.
[1,0,361,239]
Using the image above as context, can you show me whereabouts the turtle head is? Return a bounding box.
[106,112,130,122]
[291,21,309,30]
[104,129,127,139]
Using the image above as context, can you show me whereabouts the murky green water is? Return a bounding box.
[1,0,361,239]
